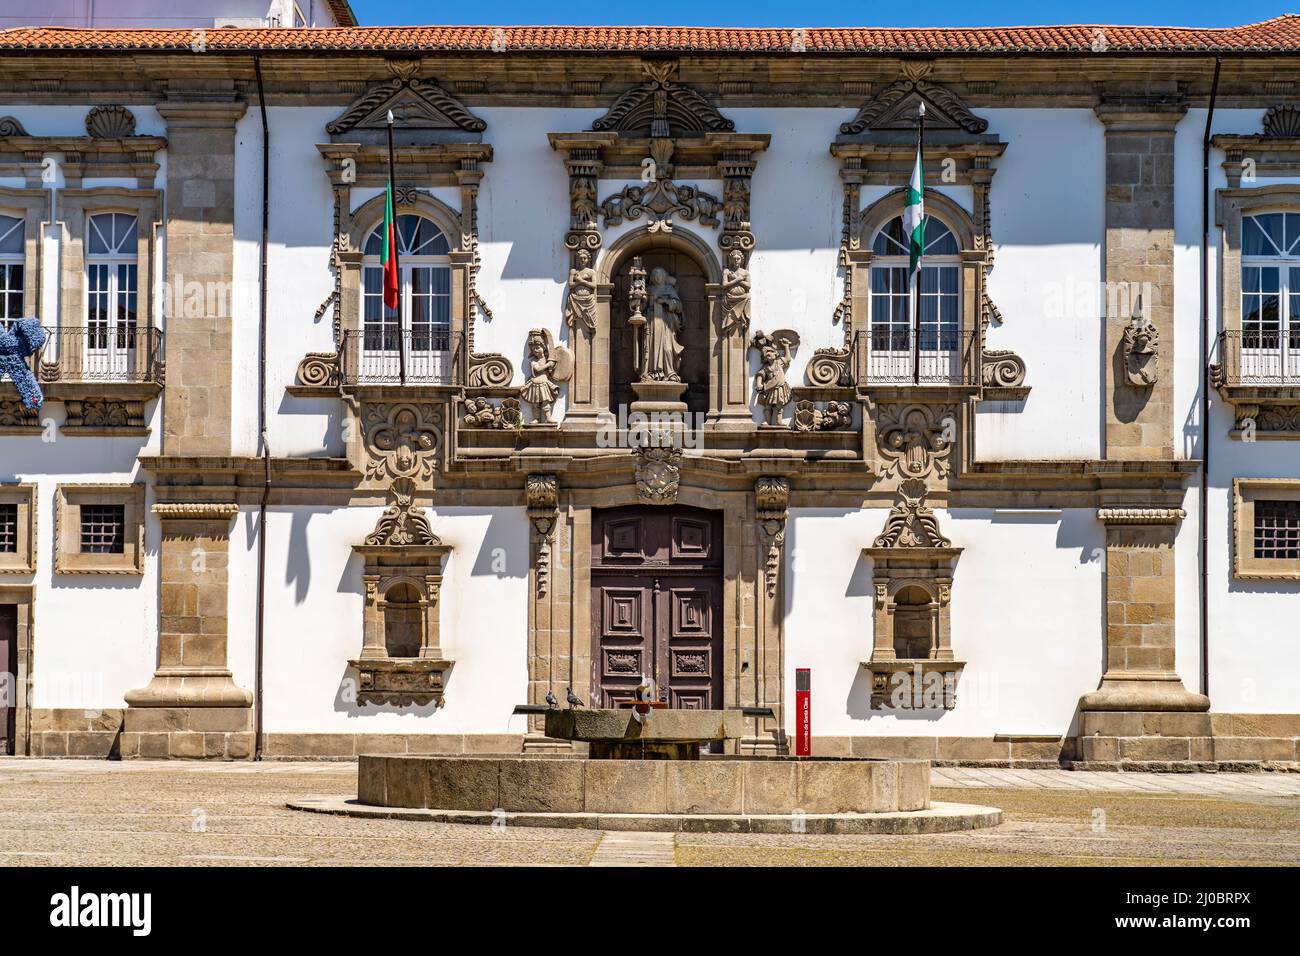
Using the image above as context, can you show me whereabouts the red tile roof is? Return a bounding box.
[0,17,1298,55]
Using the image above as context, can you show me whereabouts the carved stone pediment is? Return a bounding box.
[327,66,486,144]
[1264,105,1300,138]
[840,66,988,135]
[593,60,734,138]
[874,479,951,548]
[365,478,440,547]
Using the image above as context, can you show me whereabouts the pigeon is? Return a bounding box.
[566,687,584,709]
[545,690,559,708]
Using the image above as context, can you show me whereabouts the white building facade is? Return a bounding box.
[0,20,1298,766]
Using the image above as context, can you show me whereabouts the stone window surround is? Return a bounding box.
[338,191,473,378]
[0,187,49,320]
[850,188,986,384]
[1234,477,1300,581]
[1213,184,1300,438]
[0,483,36,574]
[56,187,161,339]
[53,482,145,575]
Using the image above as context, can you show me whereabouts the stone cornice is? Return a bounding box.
[151,503,240,520]
[1097,507,1186,525]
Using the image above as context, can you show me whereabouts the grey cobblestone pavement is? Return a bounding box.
[1,759,1296,867]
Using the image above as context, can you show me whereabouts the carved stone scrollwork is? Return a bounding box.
[461,396,522,429]
[592,60,735,136]
[326,72,486,136]
[466,352,513,388]
[366,478,440,547]
[981,349,1027,389]
[64,398,145,430]
[1263,105,1300,138]
[0,116,29,136]
[597,175,722,231]
[295,351,340,388]
[840,64,988,135]
[362,402,443,485]
[634,445,682,505]
[874,479,951,549]
[526,474,560,598]
[755,476,790,599]
[876,404,954,481]
[791,400,852,432]
[85,105,137,139]
[805,347,853,387]
[0,399,38,430]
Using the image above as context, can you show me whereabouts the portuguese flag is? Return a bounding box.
[381,176,399,311]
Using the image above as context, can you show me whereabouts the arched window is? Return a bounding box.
[1241,212,1300,380]
[868,215,961,382]
[85,213,139,376]
[0,214,24,323]
[361,214,452,382]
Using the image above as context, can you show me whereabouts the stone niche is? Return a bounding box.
[350,481,453,707]
[860,481,964,710]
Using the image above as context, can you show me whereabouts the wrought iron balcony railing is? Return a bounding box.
[339,328,463,386]
[32,326,165,385]
[853,327,979,387]
[1215,329,1300,386]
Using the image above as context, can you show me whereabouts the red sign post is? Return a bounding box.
[795,668,811,756]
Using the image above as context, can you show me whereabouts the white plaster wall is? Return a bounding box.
[975,108,1105,460]
[784,507,1103,738]
[253,504,529,734]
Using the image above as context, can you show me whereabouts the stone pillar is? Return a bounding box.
[709,284,752,429]
[1097,100,1183,460]
[1078,508,1210,766]
[524,474,570,751]
[156,101,245,456]
[122,504,252,759]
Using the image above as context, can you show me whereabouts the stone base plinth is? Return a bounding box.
[121,705,253,760]
[630,380,688,414]
[357,754,931,815]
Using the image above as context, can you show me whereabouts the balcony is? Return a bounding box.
[0,326,164,434]
[339,328,463,386]
[1212,330,1300,439]
[853,328,979,389]
[37,326,165,386]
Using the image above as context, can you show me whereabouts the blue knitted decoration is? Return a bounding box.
[0,318,47,410]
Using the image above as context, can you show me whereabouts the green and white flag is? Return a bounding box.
[902,142,925,276]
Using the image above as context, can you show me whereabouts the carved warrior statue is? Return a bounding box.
[719,249,751,336]
[520,329,573,424]
[752,330,798,427]
[563,248,598,334]
[874,479,951,549]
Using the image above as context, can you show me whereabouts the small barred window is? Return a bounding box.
[1254,500,1300,560]
[79,504,125,554]
[0,503,17,553]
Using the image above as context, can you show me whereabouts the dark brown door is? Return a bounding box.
[0,604,15,755]
[591,506,723,709]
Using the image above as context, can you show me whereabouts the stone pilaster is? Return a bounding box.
[122,503,252,759]
[157,101,245,456]
[1097,100,1184,460]
[1077,508,1210,766]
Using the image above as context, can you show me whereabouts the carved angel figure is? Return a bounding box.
[752,330,797,427]
[720,249,751,337]
[520,329,573,424]
[563,249,598,334]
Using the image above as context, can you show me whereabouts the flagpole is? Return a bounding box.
[387,109,406,386]
[912,101,925,386]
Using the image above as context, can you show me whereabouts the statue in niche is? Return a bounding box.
[752,329,798,427]
[719,249,751,336]
[641,266,684,382]
[520,329,573,424]
[563,248,598,334]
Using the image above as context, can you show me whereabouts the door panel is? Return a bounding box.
[591,506,722,711]
[0,604,15,755]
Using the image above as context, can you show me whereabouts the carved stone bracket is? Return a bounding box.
[981,349,1027,392]
[755,476,790,599]
[466,351,513,388]
[805,347,853,387]
[526,474,560,597]
[295,351,340,388]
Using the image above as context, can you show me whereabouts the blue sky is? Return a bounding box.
[346,1,1293,29]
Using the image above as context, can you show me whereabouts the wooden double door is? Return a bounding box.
[591,505,723,710]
